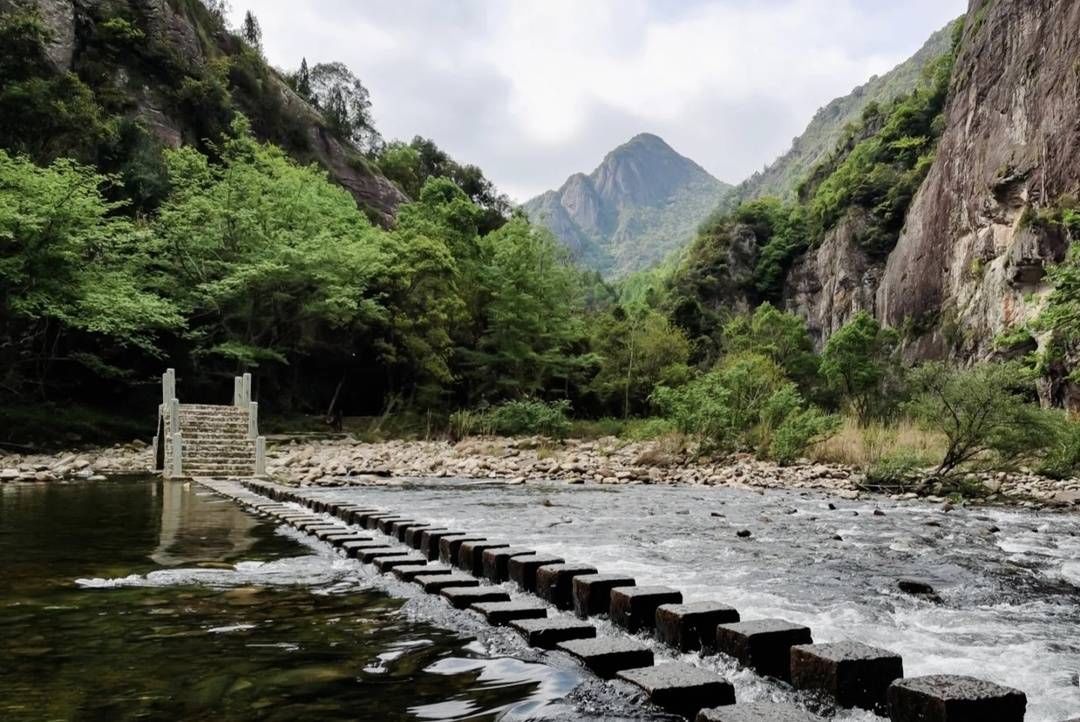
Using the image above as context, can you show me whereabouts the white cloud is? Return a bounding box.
[231,0,966,202]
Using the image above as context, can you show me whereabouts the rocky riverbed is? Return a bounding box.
[3,435,1080,508]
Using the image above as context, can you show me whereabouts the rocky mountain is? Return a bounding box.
[5,0,406,222]
[523,133,731,277]
[787,0,1080,382]
[728,19,958,208]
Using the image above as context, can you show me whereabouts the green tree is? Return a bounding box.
[906,362,1058,479]
[589,308,691,417]
[308,62,381,153]
[0,150,180,398]
[722,303,819,392]
[241,11,262,50]
[819,311,901,424]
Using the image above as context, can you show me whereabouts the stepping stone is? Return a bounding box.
[322,531,365,543]
[697,702,824,722]
[341,508,381,525]
[297,521,337,533]
[572,574,637,617]
[656,601,740,652]
[483,547,536,582]
[439,534,487,565]
[441,586,511,609]
[341,540,390,558]
[394,522,430,543]
[510,617,596,649]
[374,554,427,572]
[393,564,451,582]
[314,527,351,541]
[535,563,598,610]
[327,534,373,547]
[365,514,404,531]
[351,510,386,526]
[357,548,411,564]
[886,675,1027,722]
[618,662,735,719]
[420,530,465,560]
[405,526,447,548]
[378,516,414,534]
[610,586,682,633]
[557,637,654,679]
[458,541,509,576]
[414,573,479,593]
[471,601,548,625]
[790,641,903,712]
[715,619,813,681]
[508,554,565,592]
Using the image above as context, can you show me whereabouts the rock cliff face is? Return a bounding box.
[524,133,731,277]
[20,0,406,222]
[785,0,1080,362]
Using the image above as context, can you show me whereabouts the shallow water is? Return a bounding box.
[309,479,1080,722]
[0,479,656,722]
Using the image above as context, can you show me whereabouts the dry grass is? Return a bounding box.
[809,416,947,469]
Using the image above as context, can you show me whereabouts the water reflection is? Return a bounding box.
[0,479,612,722]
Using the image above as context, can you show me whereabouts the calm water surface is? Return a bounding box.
[0,479,649,722]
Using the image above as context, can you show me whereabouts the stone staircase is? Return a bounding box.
[153,369,266,479]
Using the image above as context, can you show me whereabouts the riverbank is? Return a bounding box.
[8,435,1075,508]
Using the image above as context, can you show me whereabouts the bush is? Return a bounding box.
[483,399,572,438]
[1037,417,1080,480]
[863,450,926,492]
[620,417,679,441]
[653,353,838,463]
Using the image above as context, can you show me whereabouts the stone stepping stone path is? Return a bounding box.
[193,479,1032,722]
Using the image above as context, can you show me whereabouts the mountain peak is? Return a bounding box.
[524,135,731,277]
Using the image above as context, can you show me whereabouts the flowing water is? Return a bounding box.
[2,477,1078,721]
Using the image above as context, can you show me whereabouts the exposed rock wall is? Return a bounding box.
[785,0,1080,363]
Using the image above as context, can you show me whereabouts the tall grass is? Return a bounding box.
[808,416,945,468]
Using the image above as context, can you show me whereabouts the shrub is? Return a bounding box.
[653,353,837,463]
[1037,417,1080,480]
[906,362,1059,478]
[820,312,903,424]
[620,417,679,441]
[863,450,926,492]
[484,399,572,438]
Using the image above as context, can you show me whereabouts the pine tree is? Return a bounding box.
[296,57,312,99]
[241,10,261,50]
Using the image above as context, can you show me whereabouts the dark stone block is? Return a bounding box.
[610,586,682,633]
[508,554,565,592]
[535,564,598,610]
[715,619,813,681]
[357,548,411,564]
[790,641,903,712]
[393,564,451,582]
[510,617,596,649]
[378,516,415,534]
[618,662,735,719]
[297,521,338,533]
[420,529,465,560]
[314,527,351,540]
[458,541,509,576]
[438,535,486,565]
[655,601,740,652]
[353,510,387,526]
[374,554,427,572]
[557,637,654,679]
[405,526,447,548]
[341,540,389,558]
[572,574,636,618]
[441,586,510,609]
[482,547,536,582]
[886,675,1027,722]
[388,519,426,537]
[471,601,547,625]
[396,523,431,543]
[324,533,371,546]
[365,514,404,531]
[696,702,824,722]
[414,573,480,593]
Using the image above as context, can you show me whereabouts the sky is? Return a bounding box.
[230,0,967,203]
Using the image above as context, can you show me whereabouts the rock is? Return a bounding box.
[736,529,752,538]
[897,578,942,602]
[1,468,20,480]
[572,574,636,618]
[886,675,1026,722]
[508,554,565,592]
[535,563,598,610]
[655,601,740,652]
[482,546,536,583]
[471,601,547,625]
[556,637,654,679]
[610,586,682,633]
[440,586,510,609]
[696,702,825,722]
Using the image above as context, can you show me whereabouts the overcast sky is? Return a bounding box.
[231,0,966,203]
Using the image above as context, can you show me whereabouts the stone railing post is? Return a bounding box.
[242,372,252,406]
[151,434,159,472]
[255,436,266,476]
[248,401,258,439]
[170,432,183,478]
[169,398,180,435]
[233,376,242,407]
